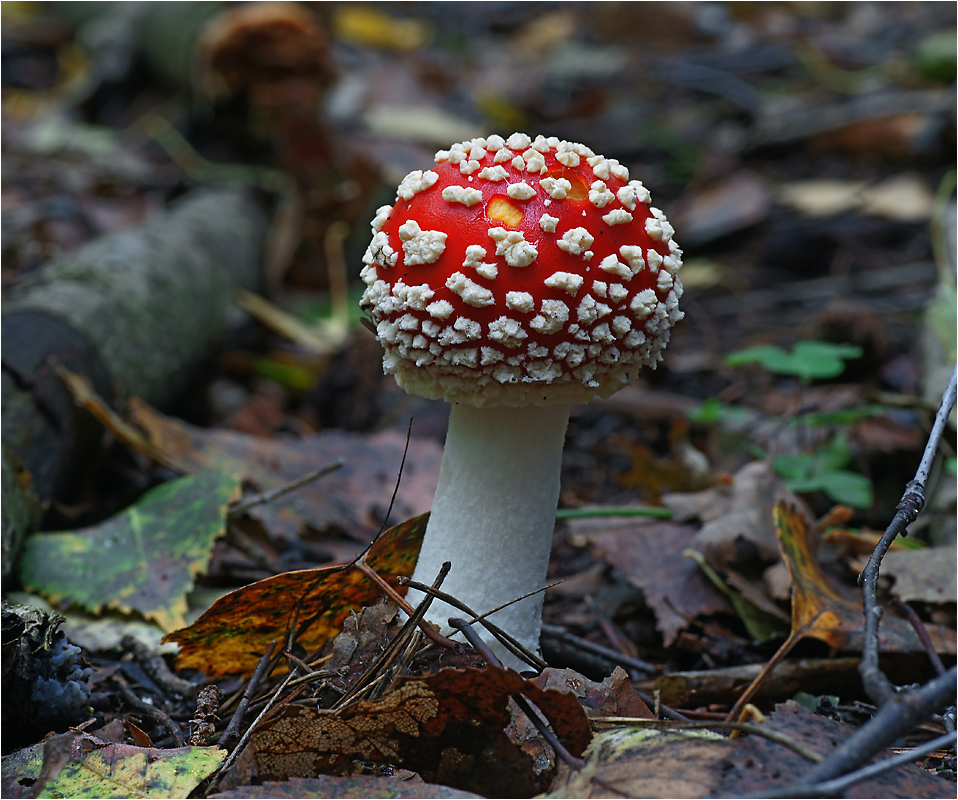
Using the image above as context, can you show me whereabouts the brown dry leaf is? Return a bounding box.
[533,666,654,720]
[586,520,732,645]
[666,461,804,573]
[713,700,954,798]
[509,667,653,775]
[251,666,592,797]
[211,775,482,798]
[548,727,733,799]
[775,503,956,654]
[61,371,441,541]
[881,547,957,605]
[129,398,442,541]
[673,171,772,247]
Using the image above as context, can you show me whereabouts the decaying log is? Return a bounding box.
[1,188,270,565]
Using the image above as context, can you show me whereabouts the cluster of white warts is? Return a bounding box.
[360,133,684,392]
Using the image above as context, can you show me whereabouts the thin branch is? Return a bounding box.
[230,461,344,515]
[219,641,279,752]
[354,558,458,649]
[207,656,296,796]
[892,599,946,676]
[858,365,956,706]
[115,679,186,746]
[539,624,658,676]
[793,666,956,789]
[333,562,453,710]
[749,730,957,798]
[398,576,547,671]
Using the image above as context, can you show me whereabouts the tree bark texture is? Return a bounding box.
[2,188,270,553]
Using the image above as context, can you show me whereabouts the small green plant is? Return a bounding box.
[690,340,876,509]
[686,396,753,425]
[725,340,863,383]
[771,433,874,509]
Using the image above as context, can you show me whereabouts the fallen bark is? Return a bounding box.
[1,188,270,551]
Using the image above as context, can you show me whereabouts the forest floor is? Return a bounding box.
[2,3,956,798]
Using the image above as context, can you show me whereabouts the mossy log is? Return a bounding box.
[1,188,270,573]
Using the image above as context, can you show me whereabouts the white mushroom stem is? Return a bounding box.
[407,402,570,670]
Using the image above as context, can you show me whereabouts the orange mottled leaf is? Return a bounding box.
[164,514,428,677]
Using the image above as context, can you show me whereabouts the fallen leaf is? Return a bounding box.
[60,370,441,541]
[251,666,592,797]
[777,174,934,222]
[684,549,790,642]
[881,547,957,605]
[211,775,483,798]
[775,503,955,654]
[586,520,733,645]
[713,700,954,798]
[1,742,43,799]
[19,472,240,631]
[331,4,432,51]
[165,514,428,677]
[548,727,733,799]
[666,461,804,573]
[673,171,772,247]
[12,730,225,799]
[533,666,654,720]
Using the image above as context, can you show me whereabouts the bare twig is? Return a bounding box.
[786,665,957,796]
[333,563,453,709]
[858,365,956,706]
[221,523,284,574]
[121,635,196,698]
[749,728,958,798]
[354,558,457,649]
[892,599,947,677]
[115,679,187,746]
[219,641,279,752]
[540,624,658,676]
[398,576,547,671]
[230,461,344,515]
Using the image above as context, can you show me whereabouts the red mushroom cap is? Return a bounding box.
[360,133,684,406]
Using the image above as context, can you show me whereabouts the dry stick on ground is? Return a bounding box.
[398,577,547,671]
[540,624,658,677]
[891,599,947,677]
[121,634,197,698]
[749,667,958,798]
[114,679,187,747]
[219,641,279,752]
[224,462,346,574]
[332,562,453,710]
[781,731,958,799]
[859,365,956,706]
[354,559,457,650]
[230,461,345,515]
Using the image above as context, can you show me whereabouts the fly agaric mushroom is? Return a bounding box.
[360,133,683,669]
